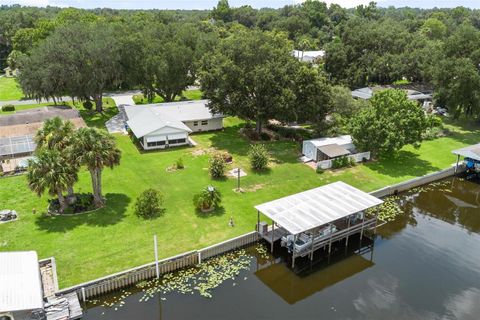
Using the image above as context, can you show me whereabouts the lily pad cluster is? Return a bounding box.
[367,196,402,222]
[409,180,451,195]
[255,243,270,259]
[138,249,252,300]
[99,290,131,311]
[99,248,254,312]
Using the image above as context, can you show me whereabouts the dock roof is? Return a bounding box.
[255,181,383,235]
[0,251,44,313]
[452,143,480,161]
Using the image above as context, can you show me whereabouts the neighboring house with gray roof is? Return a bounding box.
[124,100,224,150]
[351,87,432,102]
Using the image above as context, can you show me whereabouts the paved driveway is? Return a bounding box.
[105,105,128,134]
[110,94,135,107]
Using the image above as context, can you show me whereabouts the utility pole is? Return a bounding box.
[237,167,241,191]
[154,235,159,279]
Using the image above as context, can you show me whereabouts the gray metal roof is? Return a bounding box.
[318,144,351,158]
[0,106,81,127]
[0,135,36,157]
[0,251,44,312]
[255,181,383,235]
[351,87,433,101]
[452,143,480,161]
[124,100,222,138]
[125,107,192,138]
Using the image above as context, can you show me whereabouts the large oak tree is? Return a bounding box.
[18,22,126,112]
[349,89,428,158]
[199,27,331,133]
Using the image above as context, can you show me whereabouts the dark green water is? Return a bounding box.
[84,177,480,320]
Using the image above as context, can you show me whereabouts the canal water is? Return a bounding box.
[84,177,480,320]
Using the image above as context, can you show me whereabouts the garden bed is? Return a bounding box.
[48,193,98,215]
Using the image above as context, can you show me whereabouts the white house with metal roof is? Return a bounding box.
[124,100,224,150]
[0,251,44,320]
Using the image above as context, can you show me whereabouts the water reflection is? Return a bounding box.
[255,237,374,304]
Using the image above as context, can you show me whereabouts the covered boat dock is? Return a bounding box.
[255,181,383,267]
[452,143,480,174]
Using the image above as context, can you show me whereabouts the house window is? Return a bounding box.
[201,120,208,125]
[147,141,166,147]
[177,138,186,144]
[169,139,178,144]
[193,121,198,126]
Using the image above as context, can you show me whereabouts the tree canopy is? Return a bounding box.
[200,27,331,133]
[349,89,428,158]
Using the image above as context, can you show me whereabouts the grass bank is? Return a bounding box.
[0,77,24,101]
[0,116,477,287]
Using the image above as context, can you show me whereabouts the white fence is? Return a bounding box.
[318,152,371,169]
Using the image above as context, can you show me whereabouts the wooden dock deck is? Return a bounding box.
[260,225,289,244]
[45,292,83,320]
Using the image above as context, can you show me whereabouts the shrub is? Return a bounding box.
[332,156,351,169]
[349,157,356,166]
[260,132,271,141]
[316,166,324,174]
[135,189,165,219]
[193,186,222,212]
[83,100,93,110]
[209,154,226,178]
[176,157,184,169]
[1,104,15,112]
[248,144,269,171]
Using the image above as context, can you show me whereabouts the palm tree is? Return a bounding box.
[27,150,77,213]
[35,117,78,201]
[35,117,75,150]
[72,128,121,207]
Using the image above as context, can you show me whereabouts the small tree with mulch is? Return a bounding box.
[135,189,165,219]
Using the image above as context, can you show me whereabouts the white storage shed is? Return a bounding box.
[302,135,355,162]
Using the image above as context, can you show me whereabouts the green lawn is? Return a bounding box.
[0,77,24,101]
[0,116,477,288]
[133,89,203,104]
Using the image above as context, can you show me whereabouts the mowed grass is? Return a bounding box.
[133,89,203,104]
[0,77,24,101]
[0,116,478,288]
